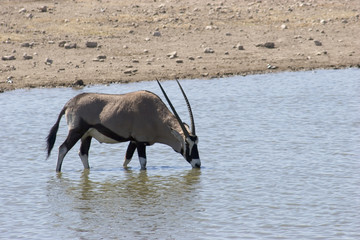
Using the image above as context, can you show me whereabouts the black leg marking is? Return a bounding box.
[123,141,137,168]
[80,136,92,156]
[56,127,89,172]
[137,142,147,170]
[126,141,137,160]
[79,136,92,169]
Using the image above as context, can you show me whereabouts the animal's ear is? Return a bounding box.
[183,122,191,133]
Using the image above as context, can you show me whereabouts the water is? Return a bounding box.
[0,69,359,239]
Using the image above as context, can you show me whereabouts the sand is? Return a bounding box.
[1,0,359,92]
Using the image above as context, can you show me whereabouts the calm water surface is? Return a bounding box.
[0,69,359,239]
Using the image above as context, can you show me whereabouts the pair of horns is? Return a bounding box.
[157,79,196,138]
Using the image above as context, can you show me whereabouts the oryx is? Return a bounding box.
[46,80,200,171]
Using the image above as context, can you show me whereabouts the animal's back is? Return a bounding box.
[64,91,176,143]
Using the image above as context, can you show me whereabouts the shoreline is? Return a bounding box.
[2,65,357,94]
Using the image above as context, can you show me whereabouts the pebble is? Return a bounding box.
[23,53,33,60]
[204,47,214,53]
[314,40,322,46]
[86,41,98,48]
[39,6,48,12]
[21,42,31,47]
[256,42,275,48]
[236,44,244,50]
[167,51,177,59]
[153,31,161,37]
[176,59,184,63]
[267,64,278,69]
[19,8,27,14]
[264,42,275,48]
[45,58,53,65]
[72,79,85,87]
[2,55,16,61]
[64,43,77,49]
[58,40,67,47]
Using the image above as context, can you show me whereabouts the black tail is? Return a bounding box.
[46,108,66,158]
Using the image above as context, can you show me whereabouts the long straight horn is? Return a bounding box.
[176,80,196,135]
[157,80,190,138]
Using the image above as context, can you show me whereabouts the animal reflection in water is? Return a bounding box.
[46,80,201,171]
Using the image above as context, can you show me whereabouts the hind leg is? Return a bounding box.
[79,136,92,169]
[123,141,137,168]
[56,129,84,172]
[137,142,147,170]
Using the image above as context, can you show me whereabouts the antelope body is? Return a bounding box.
[46,80,200,171]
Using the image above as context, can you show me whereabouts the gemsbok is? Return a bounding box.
[46,80,200,171]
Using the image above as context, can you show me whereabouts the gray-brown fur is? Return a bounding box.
[46,87,201,172]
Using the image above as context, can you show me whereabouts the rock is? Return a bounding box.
[7,76,13,84]
[320,19,327,24]
[45,58,53,65]
[72,79,85,87]
[267,64,278,69]
[86,41,98,48]
[314,40,322,46]
[23,53,33,60]
[64,43,77,49]
[264,42,275,48]
[256,42,275,48]
[204,47,214,53]
[1,55,16,61]
[21,42,31,47]
[39,6,48,12]
[176,59,184,63]
[153,31,161,37]
[58,40,67,47]
[19,8,27,14]
[93,55,106,62]
[236,44,244,50]
[26,13,33,19]
[281,24,288,29]
[167,51,177,59]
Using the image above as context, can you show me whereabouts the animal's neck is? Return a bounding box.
[158,124,185,154]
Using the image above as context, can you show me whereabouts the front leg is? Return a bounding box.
[123,141,137,168]
[136,142,147,170]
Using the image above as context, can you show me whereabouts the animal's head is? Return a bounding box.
[157,80,201,168]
